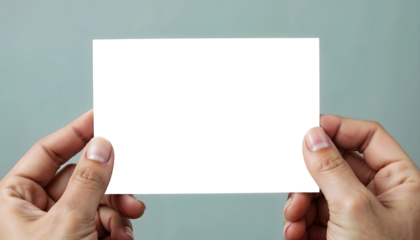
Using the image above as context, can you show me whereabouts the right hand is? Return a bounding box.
[0,110,145,240]
[284,115,420,240]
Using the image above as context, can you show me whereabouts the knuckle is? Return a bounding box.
[370,120,384,130]
[342,192,370,214]
[73,167,105,191]
[36,140,67,166]
[315,154,347,174]
[111,210,123,223]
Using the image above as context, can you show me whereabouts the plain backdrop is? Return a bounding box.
[0,1,419,239]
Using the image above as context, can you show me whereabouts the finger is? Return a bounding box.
[320,115,412,171]
[98,206,134,240]
[44,163,76,207]
[284,193,312,222]
[283,218,305,240]
[303,127,371,206]
[284,192,329,227]
[55,137,114,220]
[283,192,316,239]
[283,189,328,232]
[47,170,146,219]
[9,110,93,187]
[318,114,376,189]
[100,194,146,219]
[341,150,376,186]
[42,164,75,211]
[283,191,322,225]
[338,149,379,196]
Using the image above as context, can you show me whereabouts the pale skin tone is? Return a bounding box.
[284,115,420,240]
[0,110,145,240]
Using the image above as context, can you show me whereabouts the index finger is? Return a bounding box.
[8,110,93,186]
[320,115,411,171]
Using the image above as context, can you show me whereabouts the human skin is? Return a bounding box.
[283,115,420,240]
[0,110,145,240]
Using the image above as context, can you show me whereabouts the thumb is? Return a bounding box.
[56,137,114,220]
[303,127,367,206]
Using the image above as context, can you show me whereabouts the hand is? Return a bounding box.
[0,110,145,240]
[283,115,420,240]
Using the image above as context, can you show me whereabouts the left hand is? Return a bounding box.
[0,110,145,240]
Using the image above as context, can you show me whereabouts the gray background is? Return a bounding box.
[0,1,419,239]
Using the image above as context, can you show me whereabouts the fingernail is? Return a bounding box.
[130,193,146,209]
[305,127,330,152]
[86,137,111,163]
[129,194,137,200]
[124,226,134,240]
[283,221,291,237]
